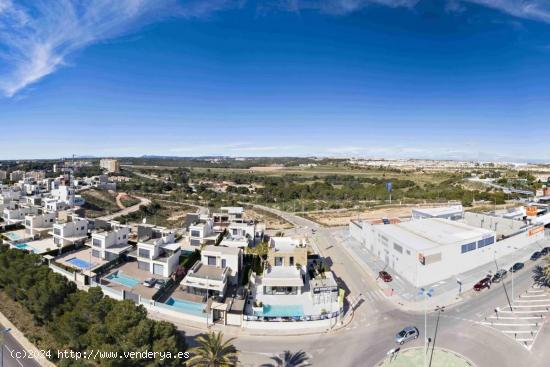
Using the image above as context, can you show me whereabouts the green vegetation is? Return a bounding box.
[0,246,187,366]
[121,195,140,207]
[80,189,119,218]
[180,250,201,270]
[187,331,238,367]
[261,350,311,367]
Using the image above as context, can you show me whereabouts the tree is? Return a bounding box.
[187,332,238,367]
[261,350,311,367]
[533,258,550,287]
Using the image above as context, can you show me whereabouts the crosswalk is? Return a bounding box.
[479,285,550,350]
[363,289,386,303]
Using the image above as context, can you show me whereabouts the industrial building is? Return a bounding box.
[350,214,545,286]
[411,205,464,221]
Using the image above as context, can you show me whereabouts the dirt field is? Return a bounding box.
[304,202,519,227]
[245,208,293,230]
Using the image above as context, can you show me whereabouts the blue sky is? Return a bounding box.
[1,0,550,161]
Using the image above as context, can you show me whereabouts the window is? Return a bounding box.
[221,259,227,268]
[461,242,476,253]
[207,256,216,266]
[393,243,403,254]
[54,228,61,235]
[92,239,102,247]
[91,249,101,258]
[289,256,295,266]
[406,250,411,255]
[138,261,149,271]
[477,236,495,248]
[233,229,238,235]
[153,264,164,275]
[191,230,201,237]
[138,248,150,258]
[123,235,127,239]
[274,257,284,266]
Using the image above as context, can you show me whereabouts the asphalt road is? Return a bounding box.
[227,205,550,367]
[0,324,42,367]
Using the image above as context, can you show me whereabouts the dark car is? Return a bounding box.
[510,262,524,273]
[379,270,393,282]
[395,326,419,345]
[541,247,550,256]
[492,269,508,283]
[474,277,492,291]
[531,252,542,261]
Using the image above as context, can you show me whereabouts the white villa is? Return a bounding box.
[51,215,88,247]
[91,223,132,261]
[181,245,242,298]
[131,225,181,277]
[188,217,217,247]
[25,211,56,237]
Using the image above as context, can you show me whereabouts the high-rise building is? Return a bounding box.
[100,159,120,173]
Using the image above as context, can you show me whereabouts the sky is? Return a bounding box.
[1,0,550,161]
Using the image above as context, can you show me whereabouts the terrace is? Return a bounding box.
[55,247,109,273]
[100,261,169,300]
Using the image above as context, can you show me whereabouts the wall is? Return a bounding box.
[463,212,525,237]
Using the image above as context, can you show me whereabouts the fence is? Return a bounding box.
[49,263,76,282]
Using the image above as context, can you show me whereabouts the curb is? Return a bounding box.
[0,310,56,367]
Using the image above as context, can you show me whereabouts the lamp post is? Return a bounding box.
[1,327,12,367]
[429,306,445,367]
[508,246,519,309]
[418,287,434,367]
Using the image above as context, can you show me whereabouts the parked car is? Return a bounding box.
[143,278,157,288]
[542,247,550,256]
[154,279,167,289]
[379,270,393,282]
[531,251,542,261]
[509,262,524,273]
[474,277,492,291]
[395,326,419,345]
[492,269,507,283]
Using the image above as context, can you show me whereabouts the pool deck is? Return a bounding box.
[22,238,58,254]
[56,247,109,272]
[3,229,31,243]
[101,261,168,300]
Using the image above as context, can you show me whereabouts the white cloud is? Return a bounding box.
[0,0,237,97]
[462,0,550,23]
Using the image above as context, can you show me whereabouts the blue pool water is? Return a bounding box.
[254,304,305,317]
[165,298,205,317]
[66,258,92,269]
[14,243,38,253]
[105,272,140,288]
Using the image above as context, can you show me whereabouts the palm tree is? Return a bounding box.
[187,331,238,367]
[261,350,311,367]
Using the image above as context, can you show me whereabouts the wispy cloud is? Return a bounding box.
[462,0,550,23]
[0,0,236,97]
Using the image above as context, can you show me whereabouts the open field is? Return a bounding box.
[80,189,119,218]
[245,207,294,230]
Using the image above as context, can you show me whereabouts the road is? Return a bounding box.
[96,195,151,221]
[0,324,41,367]
[209,204,550,367]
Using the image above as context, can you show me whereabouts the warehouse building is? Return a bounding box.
[412,205,464,221]
[350,216,544,286]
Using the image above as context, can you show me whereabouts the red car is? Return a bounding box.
[379,271,393,282]
[473,277,491,291]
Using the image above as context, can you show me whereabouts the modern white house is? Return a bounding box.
[219,221,265,248]
[188,218,218,247]
[261,237,308,295]
[131,226,181,277]
[24,211,56,237]
[3,204,40,225]
[181,245,242,298]
[411,205,464,221]
[51,216,88,247]
[91,223,131,261]
[212,206,245,232]
[350,216,545,286]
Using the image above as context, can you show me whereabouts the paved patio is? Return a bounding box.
[100,261,168,300]
[56,247,108,272]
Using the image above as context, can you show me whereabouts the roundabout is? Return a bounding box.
[376,347,475,367]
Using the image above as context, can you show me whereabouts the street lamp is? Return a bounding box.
[1,327,12,367]
[418,287,434,367]
[508,246,519,310]
[429,306,445,367]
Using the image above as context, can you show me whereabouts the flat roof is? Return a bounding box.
[270,237,305,252]
[375,218,494,251]
[202,245,240,255]
[412,205,463,216]
[262,266,303,287]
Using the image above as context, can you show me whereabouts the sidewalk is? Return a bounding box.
[335,229,550,312]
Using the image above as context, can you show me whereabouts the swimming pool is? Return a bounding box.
[66,258,92,270]
[254,304,305,317]
[165,298,205,317]
[105,272,140,288]
[13,243,39,253]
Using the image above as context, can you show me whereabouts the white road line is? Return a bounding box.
[502,330,536,334]
[480,322,537,326]
[511,305,550,308]
[520,294,549,298]
[488,316,542,320]
[515,299,550,303]
[4,346,24,367]
[499,310,548,314]
[527,290,545,294]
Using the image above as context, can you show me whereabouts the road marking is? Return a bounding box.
[511,304,550,308]
[498,310,547,314]
[515,299,550,302]
[480,322,537,326]
[527,290,545,294]
[488,316,542,320]
[502,330,535,334]
[4,346,24,367]
[520,294,549,298]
